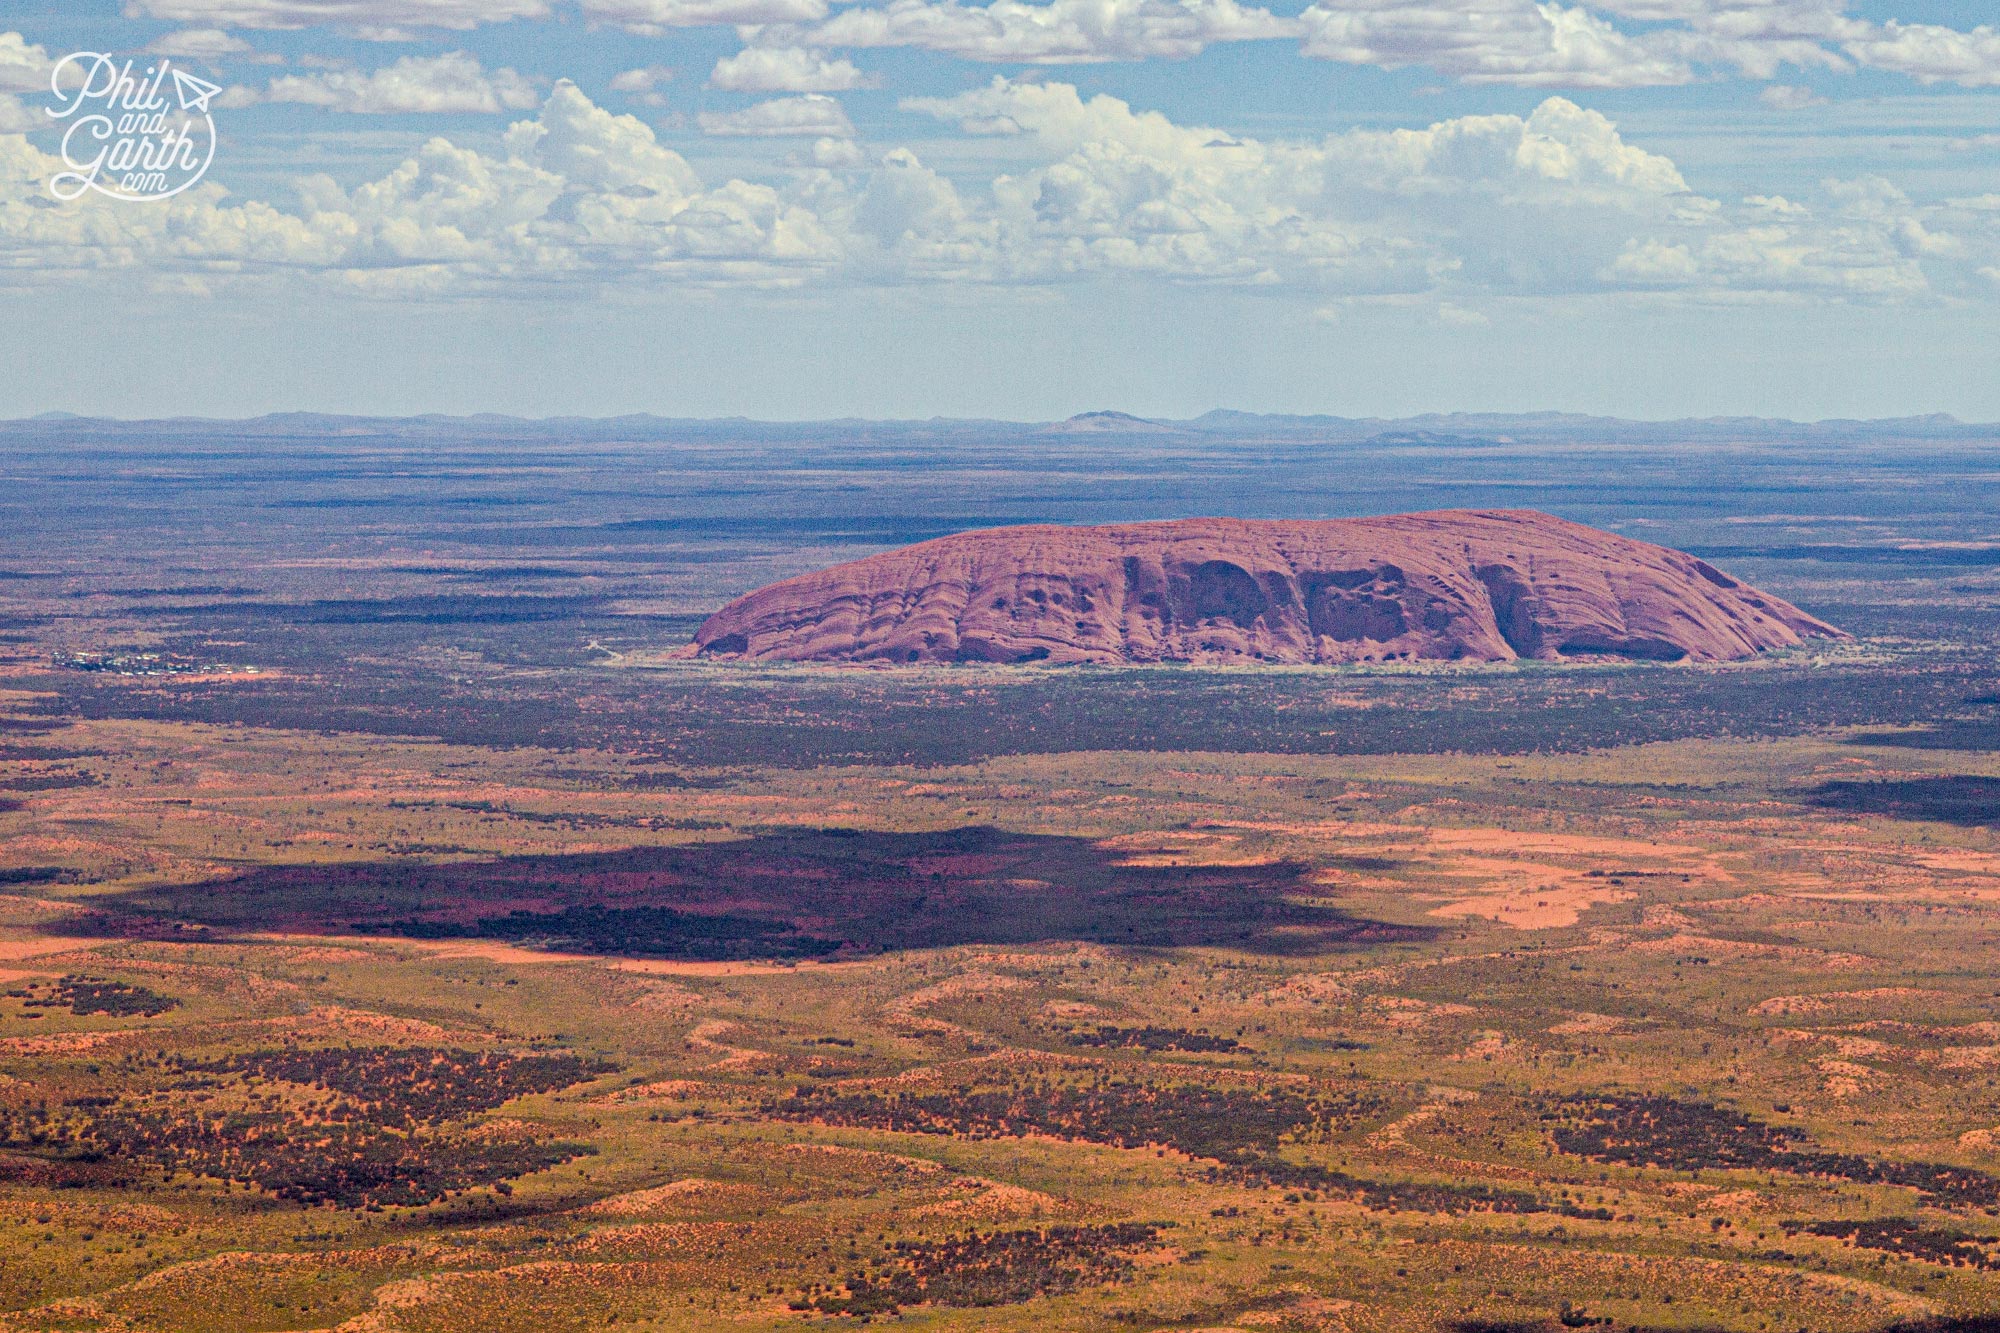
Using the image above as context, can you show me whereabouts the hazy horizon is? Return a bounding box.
[7,406,1994,429]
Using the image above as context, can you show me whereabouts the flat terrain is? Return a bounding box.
[6,417,2000,1332]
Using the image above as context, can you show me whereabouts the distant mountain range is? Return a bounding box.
[1,408,1989,445]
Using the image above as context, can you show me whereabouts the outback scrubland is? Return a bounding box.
[5,416,2000,1332]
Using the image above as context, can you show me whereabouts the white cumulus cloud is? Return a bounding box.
[4,77,1996,309]
[711,47,877,92]
[0,94,36,132]
[1296,0,1688,86]
[610,66,674,92]
[609,64,674,105]
[580,0,830,33]
[797,0,1297,63]
[757,0,2000,89]
[1843,21,2000,88]
[1290,0,2000,89]
[1757,82,1823,108]
[901,79,1701,287]
[0,31,53,94]
[144,28,258,59]
[503,80,702,194]
[893,77,1974,299]
[246,52,542,114]
[123,0,549,28]
[113,0,2000,93]
[699,92,856,136]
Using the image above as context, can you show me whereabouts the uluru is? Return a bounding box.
[689,510,1844,666]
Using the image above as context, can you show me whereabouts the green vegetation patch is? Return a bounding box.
[7,975,176,1017]
[1785,1218,2000,1271]
[1551,1095,2000,1205]
[795,1223,1168,1316]
[768,1077,1384,1160]
[0,1045,615,1209]
[181,1046,617,1127]
[1060,1024,1243,1053]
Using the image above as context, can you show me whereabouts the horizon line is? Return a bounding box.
[5,408,1989,429]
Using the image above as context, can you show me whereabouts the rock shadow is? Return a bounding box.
[61,826,1431,961]
[1806,775,2000,826]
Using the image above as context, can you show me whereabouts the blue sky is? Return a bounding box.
[2,0,1999,420]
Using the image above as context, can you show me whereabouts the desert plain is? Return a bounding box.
[4,413,2000,1332]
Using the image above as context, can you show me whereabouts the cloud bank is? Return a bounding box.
[236,52,542,114]
[3,78,1990,311]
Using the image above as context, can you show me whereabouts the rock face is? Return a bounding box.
[690,510,1844,666]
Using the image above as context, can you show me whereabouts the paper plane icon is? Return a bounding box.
[171,68,222,114]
